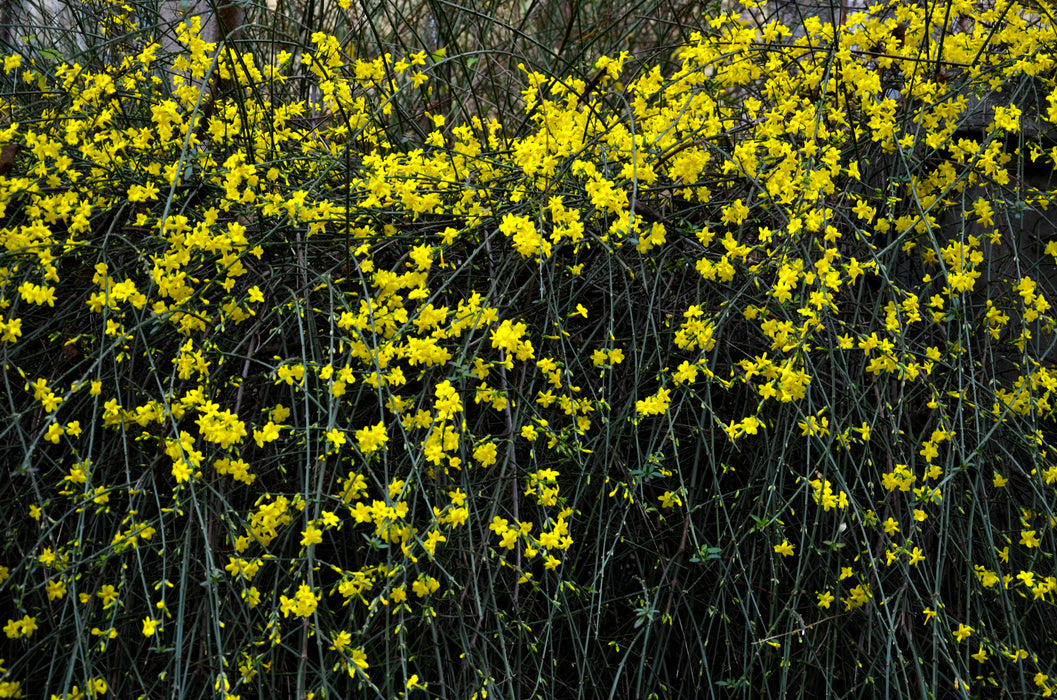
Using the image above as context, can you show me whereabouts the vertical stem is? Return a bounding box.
[484,234,522,607]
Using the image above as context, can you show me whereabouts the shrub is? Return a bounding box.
[0,0,1056,698]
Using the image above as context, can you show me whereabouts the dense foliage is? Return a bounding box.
[1,0,1057,697]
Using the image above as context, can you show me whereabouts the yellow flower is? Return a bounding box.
[952,623,973,642]
[330,630,352,652]
[816,590,834,609]
[412,576,439,597]
[300,525,323,547]
[774,540,794,557]
[172,460,193,483]
[798,413,830,437]
[142,617,159,637]
[658,491,682,508]
[44,423,64,443]
[473,442,498,467]
[0,317,22,342]
[325,428,346,450]
[279,583,320,618]
[635,388,671,417]
[673,360,699,384]
[423,529,446,556]
[350,648,369,673]
[97,585,119,608]
[46,579,66,600]
[355,421,388,454]
[17,616,36,637]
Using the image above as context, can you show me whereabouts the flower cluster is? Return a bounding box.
[0,0,1055,697]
